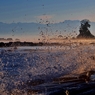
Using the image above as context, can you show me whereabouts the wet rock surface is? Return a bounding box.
[25,70,95,95]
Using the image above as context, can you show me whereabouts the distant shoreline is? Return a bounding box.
[0,39,95,47]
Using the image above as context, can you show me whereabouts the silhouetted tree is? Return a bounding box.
[77,19,95,38]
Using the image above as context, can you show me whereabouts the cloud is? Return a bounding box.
[36,15,54,21]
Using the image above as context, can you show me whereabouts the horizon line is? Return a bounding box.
[1,19,95,24]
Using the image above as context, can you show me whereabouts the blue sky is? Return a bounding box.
[0,0,95,42]
[0,0,95,23]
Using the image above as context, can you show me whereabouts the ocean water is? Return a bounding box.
[0,44,95,95]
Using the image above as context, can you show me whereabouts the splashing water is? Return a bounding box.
[0,44,95,94]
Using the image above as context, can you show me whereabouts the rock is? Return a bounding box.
[53,76,78,83]
[79,70,95,82]
[77,19,95,39]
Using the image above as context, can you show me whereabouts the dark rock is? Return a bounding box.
[53,76,78,83]
[77,19,95,39]
[79,70,95,82]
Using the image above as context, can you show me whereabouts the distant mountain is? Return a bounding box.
[0,20,95,39]
[0,22,43,35]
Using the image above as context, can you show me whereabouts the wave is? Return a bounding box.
[0,44,95,94]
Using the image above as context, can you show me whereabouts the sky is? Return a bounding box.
[0,0,95,42]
